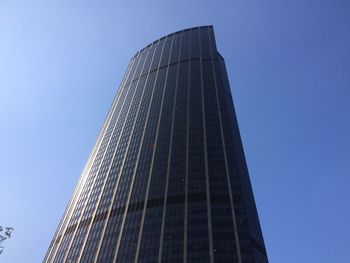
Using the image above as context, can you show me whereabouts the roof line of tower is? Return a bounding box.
[131,25,214,60]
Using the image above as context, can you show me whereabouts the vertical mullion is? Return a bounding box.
[46,58,134,263]
[62,52,145,263]
[133,37,171,263]
[76,50,151,262]
[199,28,214,263]
[92,45,157,263]
[208,28,243,263]
[111,40,166,262]
[183,29,191,263]
[157,32,182,263]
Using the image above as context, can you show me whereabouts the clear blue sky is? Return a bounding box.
[1,0,349,262]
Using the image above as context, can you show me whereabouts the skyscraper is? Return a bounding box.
[44,26,268,263]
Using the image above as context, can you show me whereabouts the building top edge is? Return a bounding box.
[131,25,214,60]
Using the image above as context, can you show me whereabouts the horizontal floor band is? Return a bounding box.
[54,192,235,242]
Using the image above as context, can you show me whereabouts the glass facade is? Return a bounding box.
[44,26,268,263]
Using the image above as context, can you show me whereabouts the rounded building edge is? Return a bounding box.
[131,25,214,60]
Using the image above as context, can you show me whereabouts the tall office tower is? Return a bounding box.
[44,26,268,263]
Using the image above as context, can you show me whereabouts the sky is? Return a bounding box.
[0,0,349,262]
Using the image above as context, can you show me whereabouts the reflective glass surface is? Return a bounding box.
[44,26,268,263]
